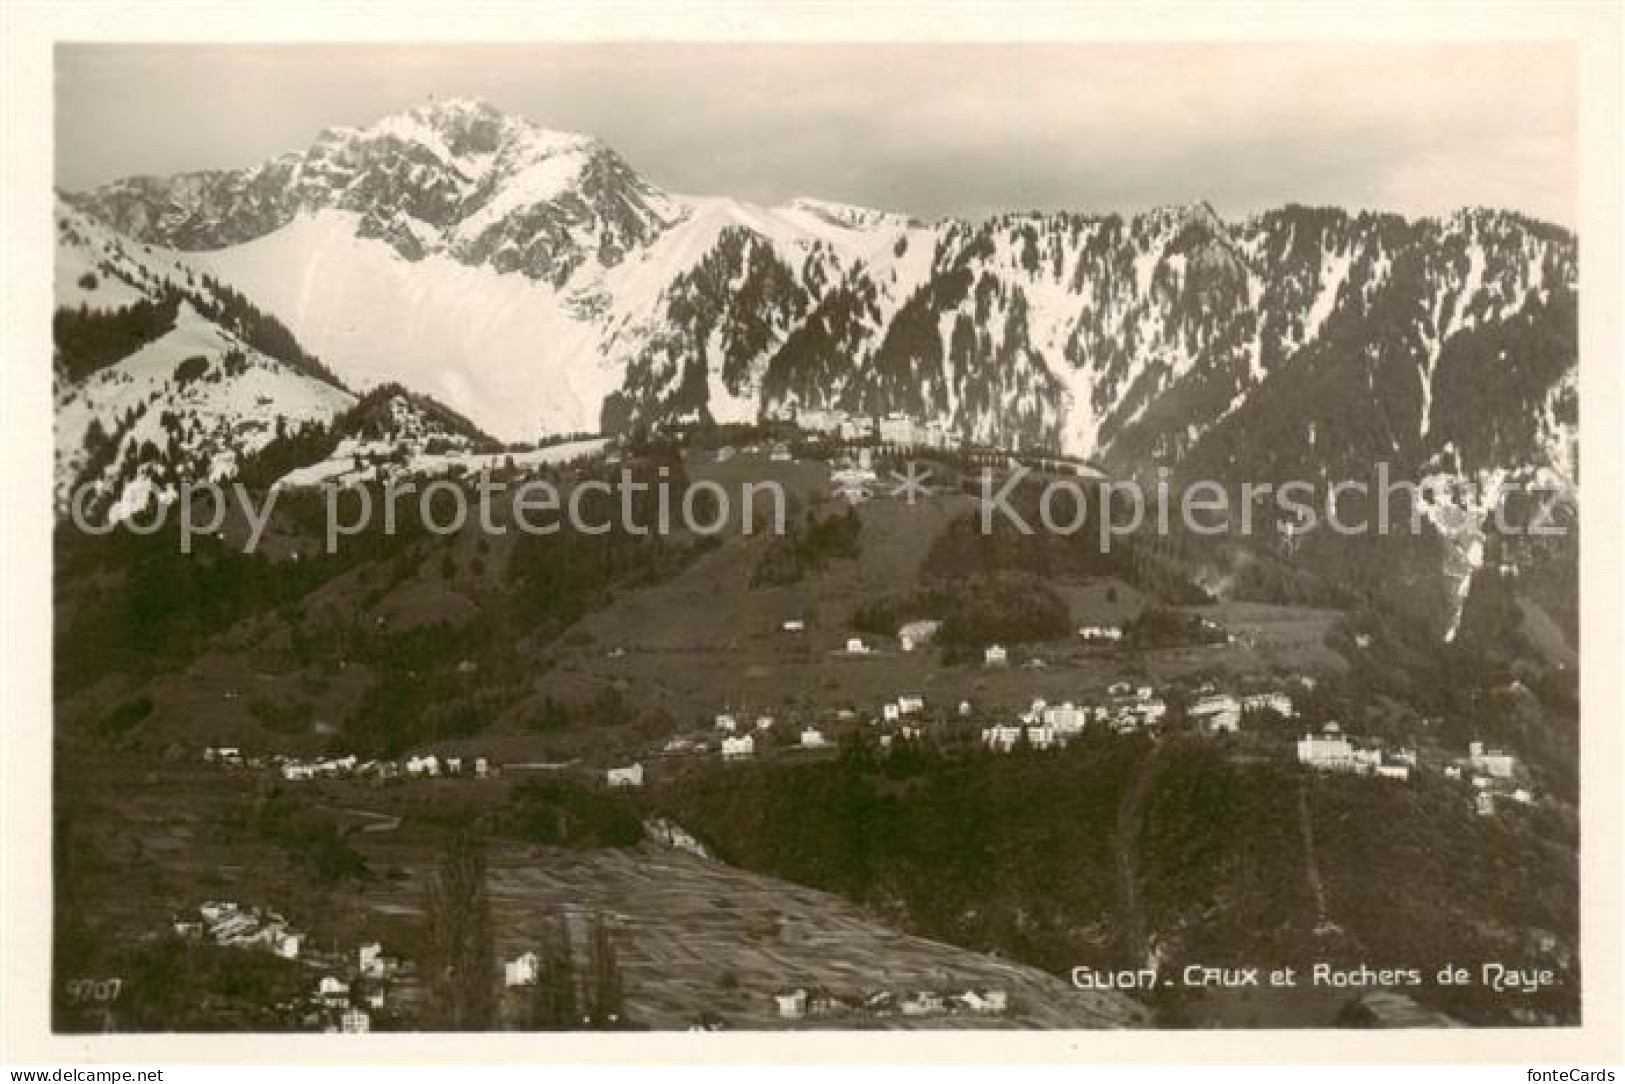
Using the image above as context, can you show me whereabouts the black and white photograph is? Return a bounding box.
[4,0,1623,1070]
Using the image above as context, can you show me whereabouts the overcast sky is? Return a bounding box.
[55,42,1577,226]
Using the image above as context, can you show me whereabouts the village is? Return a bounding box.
[168,900,407,1034]
[200,611,1538,823]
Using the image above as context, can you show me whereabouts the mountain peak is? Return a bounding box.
[1142,200,1224,231]
[350,97,599,169]
[411,95,503,120]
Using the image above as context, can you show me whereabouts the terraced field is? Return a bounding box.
[359,834,1149,1030]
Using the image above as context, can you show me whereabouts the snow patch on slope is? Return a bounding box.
[56,300,354,515]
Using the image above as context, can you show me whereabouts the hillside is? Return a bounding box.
[657,737,1578,1027]
[53,200,355,520]
[53,738,1147,1031]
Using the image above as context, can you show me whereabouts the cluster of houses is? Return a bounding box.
[171,902,404,1032]
[841,633,942,657]
[174,900,304,959]
[713,441,794,464]
[1296,727,1535,812]
[982,684,1175,751]
[714,710,838,754]
[288,751,492,782]
[1452,741,1534,815]
[656,680,1301,770]
[792,409,953,450]
[601,674,1538,812]
[609,712,845,785]
[310,941,402,1034]
[203,746,494,783]
[773,984,1007,1020]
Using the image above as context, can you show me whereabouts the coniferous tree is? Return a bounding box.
[529,916,578,1030]
[582,913,624,1030]
[424,827,497,1030]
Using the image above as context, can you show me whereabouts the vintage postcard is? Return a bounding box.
[3,0,1622,1069]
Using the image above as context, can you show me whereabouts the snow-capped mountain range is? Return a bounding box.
[58,98,1578,502]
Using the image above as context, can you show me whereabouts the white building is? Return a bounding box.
[504,952,539,988]
[714,713,738,733]
[900,991,945,1016]
[984,644,1008,667]
[982,725,1024,752]
[358,943,397,979]
[200,901,238,923]
[898,696,925,715]
[721,735,755,761]
[1025,725,1059,751]
[845,637,870,655]
[1190,693,1242,733]
[606,763,645,788]
[271,929,302,960]
[899,619,941,648]
[358,943,381,975]
[1468,742,1517,779]
[800,727,828,748]
[1078,625,1123,643]
[775,988,808,1018]
[957,988,1009,1014]
[797,407,845,433]
[1297,728,1356,772]
[1042,702,1088,735]
[339,1008,370,1034]
[317,976,350,1008]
